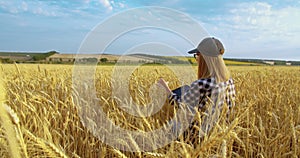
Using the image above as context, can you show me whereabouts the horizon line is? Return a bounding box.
[0,51,299,62]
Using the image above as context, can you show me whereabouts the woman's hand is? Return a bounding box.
[157,78,172,95]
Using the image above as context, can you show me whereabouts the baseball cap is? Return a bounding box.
[188,37,225,57]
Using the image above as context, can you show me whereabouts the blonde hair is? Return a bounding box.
[197,54,210,79]
[198,54,230,83]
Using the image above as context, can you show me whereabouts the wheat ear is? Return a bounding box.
[23,128,68,158]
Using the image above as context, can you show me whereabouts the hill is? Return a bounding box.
[1,52,299,65]
[0,51,57,63]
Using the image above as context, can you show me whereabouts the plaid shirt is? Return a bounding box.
[169,78,236,110]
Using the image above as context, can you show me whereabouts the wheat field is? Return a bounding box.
[0,64,299,158]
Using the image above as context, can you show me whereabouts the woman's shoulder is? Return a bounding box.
[191,77,217,89]
[193,77,216,83]
[226,78,235,84]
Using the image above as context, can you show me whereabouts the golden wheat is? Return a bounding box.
[0,63,22,158]
[0,64,299,157]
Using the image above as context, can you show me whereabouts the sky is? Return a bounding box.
[0,0,300,60]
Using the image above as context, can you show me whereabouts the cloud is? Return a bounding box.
[200,1,300,59]
[212,2,300,42]
[0,0,68,17]
[118,2,125,8]
[21,1,28,11]
[0,0,126,18]
[227,2,300,36]
[1,0,299,60]
[0,1,21,14]
[99,0,113,11]
[227,2,273,31]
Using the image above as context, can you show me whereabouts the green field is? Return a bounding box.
[173,56,262,65]
[2,52,299,65]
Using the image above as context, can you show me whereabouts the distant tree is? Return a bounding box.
[32,50,58,61]
[100,58,108,63]
[47,50,59,54]
[0,58,11,63]
[87,58,98,63]
[32,56,39,61]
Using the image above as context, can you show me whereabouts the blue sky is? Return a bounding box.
[0,0,300,60]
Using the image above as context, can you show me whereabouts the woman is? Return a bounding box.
[158,37,236,142]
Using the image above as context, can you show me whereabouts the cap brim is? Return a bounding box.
[187,48,198,54]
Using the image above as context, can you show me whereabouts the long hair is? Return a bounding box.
[197,54,210,79]
[198,54,230,83]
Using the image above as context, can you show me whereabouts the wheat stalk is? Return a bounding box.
[1,64,299,157]
[23,128,68,158]
[3,104,29,158]
[0,62,22,158]
[221,139,227,158]
[288,105,298,158]
[0,104,22,158]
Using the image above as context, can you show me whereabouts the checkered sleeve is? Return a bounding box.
[182,81,202,109]
[168,78,216,111]
[168,80,203,108]
[225,78,236,108]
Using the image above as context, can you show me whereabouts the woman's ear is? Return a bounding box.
[220,49,225,55]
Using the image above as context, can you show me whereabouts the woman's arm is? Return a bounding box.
[182,81,202,109]
[157,78,172,95]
